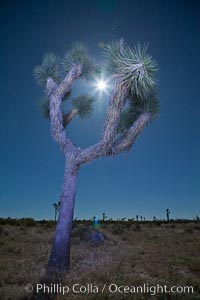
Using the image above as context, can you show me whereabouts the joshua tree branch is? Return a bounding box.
[76,142,103,165]
[63,109,78,128]
[46,66,82,153]
[112,112,150,154]
[47,79,73,151]
[100,81,128,147]
[57,65,82,98]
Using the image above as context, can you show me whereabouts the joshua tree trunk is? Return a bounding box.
[47,162,78,279]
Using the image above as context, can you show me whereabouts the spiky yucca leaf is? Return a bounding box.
[129,92,160,121]
[61,43,98,80]
[72,94,95,119]
[104,41,158,98]
[34,53,61,86]
[38,97,50,119]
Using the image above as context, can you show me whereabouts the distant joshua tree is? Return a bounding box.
[153,216,157,221]
[34,39,159,279]
[136,215,139,222]
[53,201,60,221]
[140,216,143,221]
[102,212,107,221]
[166,209,170,222]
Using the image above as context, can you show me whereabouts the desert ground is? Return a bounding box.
[0,218,200,299]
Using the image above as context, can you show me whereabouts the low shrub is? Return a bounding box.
[111,223,124,235]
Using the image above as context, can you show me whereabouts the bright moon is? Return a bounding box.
[96,80,107,91]
[91,76,111,96]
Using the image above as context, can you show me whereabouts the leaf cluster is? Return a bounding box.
[61,43,98,80]
[34,53,61,86]
[33,43,98,87]
[72,94,95,119]
[103,41,158,98]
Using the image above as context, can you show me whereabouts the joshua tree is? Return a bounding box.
[34,40,159,279]
[53,200,61,221]
[166,208,170,222]
[136,215,139,222]
[102,212,107,221]
[140,216,143,222]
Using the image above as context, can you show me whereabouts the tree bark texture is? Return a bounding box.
[46,162,78,279]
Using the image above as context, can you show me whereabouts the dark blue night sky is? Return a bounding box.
[0,0,199,220]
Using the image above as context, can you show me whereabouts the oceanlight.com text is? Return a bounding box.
[24,283,194,296]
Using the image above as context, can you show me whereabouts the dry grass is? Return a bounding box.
[0,221,200,299]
